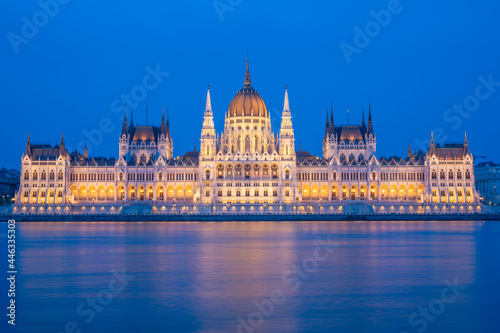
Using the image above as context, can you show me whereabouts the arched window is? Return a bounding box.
[271,164,278,178]
[24,170,29,180]
[119,172,124,181]
[457,170,462,180]
[465,169,471,180]
[205,169,211,180]
[253,164,260,176]
[285,169,290,180]
[226,164,233,176]
[263,164,269,176]
[332,171,337,181]
[440,169,445,180]
[244,164,251,178]
[41,170,46,180]
[371,171,376,181]
[49,170,55,180]
[432,170,437,180]
[235,164,242,176]
[158,172,163,181]
[448,169,454,180]
[245,136,250,152]
[217,164,224,178]
[58,170,63,180]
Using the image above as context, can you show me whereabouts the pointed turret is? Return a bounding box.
[330,104,334,133]
[205,85,213,116]
[244,56,251,86]
[325,110,330,138]
[367,104,374,134]
[121,107,128,135]
[166,110,171,137]
[407,141,412,159]
[283,85,290,113]
[83,142,88,159]
[160,106,166,136]
[59,131,66,156]
[25,132,31,157]
[464,131,469,153]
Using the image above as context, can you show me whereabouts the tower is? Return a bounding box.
[199,86,217,204]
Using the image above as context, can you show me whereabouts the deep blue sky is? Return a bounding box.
[1,0,500,170]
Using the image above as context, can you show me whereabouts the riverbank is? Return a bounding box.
[2,212,499,222]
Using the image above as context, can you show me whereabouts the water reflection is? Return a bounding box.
[13,221,497,333]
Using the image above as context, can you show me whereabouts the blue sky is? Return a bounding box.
[1,0,500,169]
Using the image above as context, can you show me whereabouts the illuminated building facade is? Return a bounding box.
[13,60,481,214]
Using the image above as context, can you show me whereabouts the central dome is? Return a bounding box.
[227,60,268,118]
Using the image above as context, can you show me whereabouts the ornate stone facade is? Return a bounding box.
[13,60,481,215]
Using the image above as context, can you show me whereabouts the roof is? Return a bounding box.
[475,161,499,168]
[129,126,162,142]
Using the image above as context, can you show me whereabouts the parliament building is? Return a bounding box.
[13,60,481,215]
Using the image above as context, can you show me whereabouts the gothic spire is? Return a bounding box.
[122,107,128,135]
[60,131,66,156]
[362,108,366,127]
[464,131,469,153]
[283,85,290,112]
[367,104,373,134]
[83,142,88,159]
[244,56,251,86]
[161,106,166,135]
[205,85,213,115]
[407,141,412,159]
[25,132,31,157]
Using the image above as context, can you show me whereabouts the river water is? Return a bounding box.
[4,221,500,332]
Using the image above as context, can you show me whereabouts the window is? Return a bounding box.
[206,190,210,197]
[465,170,471,180]
[332,171,337,181]
[24,171,29,180]
[440,170,445,180]
[245,190,250,197]
[273,190,278,196]
[119,172,124,181]
[285,190,290,197]
[236,190,241,197]
[449,170,454,180]
[254,190,259,196]
[432,170,437,180]
[285,169,290,180]
[271,165,278,178]
[158,172,163,181]
[218,190,223,197]
[205,169,211,180]
[371,171,376,181]
[217,164,224,178]
[49,171,55,180]
[41,171,46,181]
[227,190,232,197]
[264,190,268,197]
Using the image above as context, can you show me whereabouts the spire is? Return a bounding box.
[299,141,302,152]
[464,131,469,153]
[59,131,66,156]
[83,142,88,159]
[166,110,171,137]
[407,141,412,159]
[362,108,366,127]
[283,85,290,112]
[367,104,373,134]
[325,110,330,139]
[121,107,128,135]
[205,85,212,115]
[244,56,251,86]
[430,131,435,151]
[330,104,334,132]
[25,132,31,157]
[160,106,166,135]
